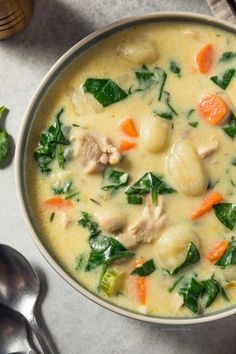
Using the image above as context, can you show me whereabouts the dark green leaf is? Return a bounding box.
[163,91,178,116]
[127,195,143,205]
[169,243,200,275]
[219,51,236,62]
[50,212,55,222]
[207,179,219,190]
[0,130,9,163]
[154,111,173,120]
[158,69,167,100]
[169,61,181,77]
[210,69,235,90]
[188,121,198,128]
[179,278,203,313]
[34,108,70,173]
[131,259,156,276]
[125,172,175,205]
[83,78,128,107]
[214,203,236,230]
[102,167,129,194]
[202,278,220,307]
[222,116,236,138]
[231,157,236,166]
[221,286,230,302]
[75,254,86,270]
[86,237,134,271]
[215,241,236,267]
[135,65,156,90]
[65,191,79,200]
[78,212,100,236]
[168,275,184,293]
[186,108,195,118]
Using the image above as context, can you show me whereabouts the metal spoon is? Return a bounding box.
[0,303,37,354]
[0,244,54,354]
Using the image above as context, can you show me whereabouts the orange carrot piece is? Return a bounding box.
[207,240,228,262]
[42,197,73,209]
[196,44,214,73]
[191,191,223,220]
[120,118,139,138]
[133,259,147,305]
[119,140,135,152]
[198,94,228,125]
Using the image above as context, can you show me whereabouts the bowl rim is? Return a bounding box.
[15,11,236,325]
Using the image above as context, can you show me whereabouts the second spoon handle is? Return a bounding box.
[29,315,54,354]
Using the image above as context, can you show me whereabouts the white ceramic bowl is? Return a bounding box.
[15,12,236,325]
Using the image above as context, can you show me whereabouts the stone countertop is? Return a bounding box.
[1,1,236,353]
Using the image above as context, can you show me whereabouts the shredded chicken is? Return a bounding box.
[94,210,126,234]
[70,130,120,173]
[117,197,167,249]
[197,136,219,159]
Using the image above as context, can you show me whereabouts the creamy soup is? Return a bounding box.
[25,22,236,318]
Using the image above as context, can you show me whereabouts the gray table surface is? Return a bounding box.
[1,1,235,353]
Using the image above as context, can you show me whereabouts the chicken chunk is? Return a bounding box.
[117,197,167,249]
[70,130,120,173]
[94,210,127,234]
[197,136,219,159]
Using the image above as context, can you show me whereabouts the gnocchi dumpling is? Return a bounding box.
[156,225,201,271]
[140,115,171,153]
[118,35,158,64]
[167,141,207,196]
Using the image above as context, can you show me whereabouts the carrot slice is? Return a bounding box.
[196,44,214,73]
[42,197,73,209]
[119,140,136,152]
[191,191,223,220]
[133,259,146,305]
[207,240,228,262]
[120,118,139,137]
[198,94,228,125]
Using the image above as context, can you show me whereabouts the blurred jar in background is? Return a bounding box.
[0,0,34,40]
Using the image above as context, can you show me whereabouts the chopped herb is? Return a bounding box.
[34,108,70,173]
[125,172,175,205]
[154,111,173,120]
[169,61,181,77]
[230,180,236,187]
[186,108,195,118]
[202,278,220,308]
[163,91,178,116]
[222,114,236,139]
[158,69,167,100]
[215,241,236,267]
[50,212,55,222]
[75,254,86,271]
[179,278,203,313]
[168,275,184,293]
[188,121,198,128]
[0,106,10,164]
[219,51,236,62]
[72,124,80,127]
[127,195,143,205]
[131,259,156,276]
[168,243,200,275]
[231,157,236,166]
[52,181,72,194]
[214,203,236,230]
[83,78,128,107]
[207,179,219,190]
[78,212,100,236]
[64,191,79,200]
[102,167,129,194]
[210,69,235,90]
[90,198,101,206]
[135,65,156,90]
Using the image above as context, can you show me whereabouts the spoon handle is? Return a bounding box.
[29,316,54,354]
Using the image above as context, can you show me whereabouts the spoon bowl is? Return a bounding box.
[0,303,37,354]
[0,244,54,354]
